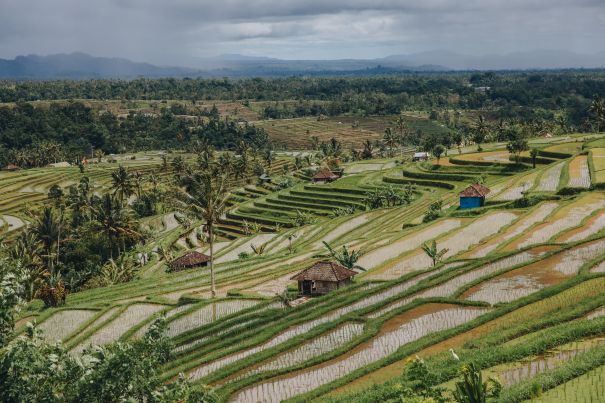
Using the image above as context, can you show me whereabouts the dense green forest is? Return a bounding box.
[1,72,605,167]
[2,72,605,120]
[0,103,269,167]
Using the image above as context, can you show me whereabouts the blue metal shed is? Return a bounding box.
[459,184,491,209]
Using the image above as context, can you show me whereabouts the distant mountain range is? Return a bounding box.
[0,51,604,79]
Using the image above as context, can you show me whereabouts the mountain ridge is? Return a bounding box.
[1,50,604,79]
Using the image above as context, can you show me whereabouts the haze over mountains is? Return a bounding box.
[1,50,604,79]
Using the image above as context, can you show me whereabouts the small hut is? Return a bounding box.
[412,152,429,162]
[4,163,19,171]
[169,251,212,272]
[459,183,491,209]
[312,168,339,184]
[290,261,357,296]
[48,162,71,168]
[259,173,272,183]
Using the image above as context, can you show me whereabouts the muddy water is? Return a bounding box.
[464,238,605,304]
[230,305,487,403]
[218,322,365,386]
[496,337,605,386]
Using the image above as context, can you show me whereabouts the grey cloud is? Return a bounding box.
[0,0,603,66]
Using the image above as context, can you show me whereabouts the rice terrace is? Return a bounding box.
[1,80,605,403]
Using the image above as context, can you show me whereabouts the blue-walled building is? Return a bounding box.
[459,183,491,209]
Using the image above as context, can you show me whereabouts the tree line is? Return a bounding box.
[2,72,605,123]
[0,101,270,168]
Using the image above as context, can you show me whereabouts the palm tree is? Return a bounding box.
[217,152,235,176]
[173,171,230,297]
[433,144,446,165]
[589,95,605,133]
[147,173,160,194]
[262,149,275,168]
[111,166,134,204]
[132,171,144,198]
[33,207,60,272]
[309,136,320,151]
[323,241,365,271]
[383,128,398,157]
[473,115,490,151]
[361,140,374,159]
[94,149,105,163]
[9,230,46,301]
[394,115,407,157]
[421,240,448,266]
[530,148,539,168]
[172,156,187,177]
[94,194,140,259]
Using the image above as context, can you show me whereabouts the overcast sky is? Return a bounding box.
[0,0,604,66]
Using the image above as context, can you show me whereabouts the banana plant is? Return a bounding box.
[421,240,449,266]
[322,241,365,271]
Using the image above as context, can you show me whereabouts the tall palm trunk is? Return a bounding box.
[209,222,216,298]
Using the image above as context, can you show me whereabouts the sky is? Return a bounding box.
[0,0,604,67]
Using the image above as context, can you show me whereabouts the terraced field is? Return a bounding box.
[11,135,605,402]
[255,115,449,149]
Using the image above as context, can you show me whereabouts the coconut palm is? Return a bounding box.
[473,115,490,151]
[33,207,61,272]
[383,128,398,157]
[173,171,230,297]
[421,240,449,266]
[589,95,605,132]
[361,140,374,159]
[9,230,46,301]
[94,194,140,259]
[394,115,407,157]
[111,166,134,204]
[172,156,187,178]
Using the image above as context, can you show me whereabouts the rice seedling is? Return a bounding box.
[357,219,462,270]
[466,239,605,304]
[38,309,97,343]
[234,323,365,381]
[469,203,558,258]
[560,210,605,243]
[188,268,449,380]
[536,162,564,191]
[369,249,544,318]
[494,172,538,201]
[166,300,260,338]
[469,337,605,389]
[373,212,517,280]
[530,364,605,402]
[516,198,605,249]
[133,304,192,338]
[567,155,591,188]
[216,234,278,263]
[312,212,373,248]
[73,304,165,352]
[586,307,605,320]
[230,306,487,403]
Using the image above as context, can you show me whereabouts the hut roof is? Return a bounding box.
[313,168,338,180]
[460,183,491,198]
[48,162,71,168]
[170,251,212,268]
[5,163,19,171]
[290,261,357,282]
